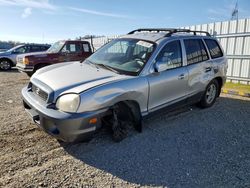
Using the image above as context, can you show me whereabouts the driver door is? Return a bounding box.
[60,42,82,62]
[147,40,188,112]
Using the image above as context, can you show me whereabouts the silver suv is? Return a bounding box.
[0,44,50,70]
[22,29,228,142]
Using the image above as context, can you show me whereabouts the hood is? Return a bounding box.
[0,51,11,56]
[18,51,48,59]
[31,61,131,98]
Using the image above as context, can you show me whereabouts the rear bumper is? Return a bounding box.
[16,63,34,72]
[22,86,107,142]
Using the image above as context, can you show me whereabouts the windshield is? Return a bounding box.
[47,41,65,53]
[6,45,23,52]
[87,38,156,75]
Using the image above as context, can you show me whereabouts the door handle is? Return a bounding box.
[205,67,212,72]
[178,73,185,80]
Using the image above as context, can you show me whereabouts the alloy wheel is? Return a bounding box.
[0,60,11,70]
[206,84,217,104]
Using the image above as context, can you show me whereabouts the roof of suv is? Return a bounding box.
[121,28,211,43]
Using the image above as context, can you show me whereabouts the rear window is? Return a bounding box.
[204,39,223,59]
[82,43,90,52]
[184,39,208,65]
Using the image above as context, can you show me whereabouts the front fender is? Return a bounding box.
[0,57,14,65]
[78,76,149,115]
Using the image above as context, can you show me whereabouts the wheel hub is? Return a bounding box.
[206,84,216,104]
[0,61,11,70]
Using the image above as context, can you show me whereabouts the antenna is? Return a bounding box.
[231,0,239,20]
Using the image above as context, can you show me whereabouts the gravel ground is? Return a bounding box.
[0,69,250,188]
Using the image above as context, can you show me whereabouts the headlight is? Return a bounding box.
[56,94,80,113]
[23,57,29,65]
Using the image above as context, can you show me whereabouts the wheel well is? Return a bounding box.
[117,100,142,132]
[109,100,141,117]
[103,100,142,132]
[214,77,223,96]
[123,100,141,112]
[34,63,49,71]
[0,58,14,67]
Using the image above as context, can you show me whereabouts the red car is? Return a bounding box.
[17,40,93,76]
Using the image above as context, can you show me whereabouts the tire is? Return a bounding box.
[26,72,33,77]
[0,59,12,70]
[33,64,48,74]
[199,79,219,108]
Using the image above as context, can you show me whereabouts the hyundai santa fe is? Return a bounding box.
[22,28,228,142]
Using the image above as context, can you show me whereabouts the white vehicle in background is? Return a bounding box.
[0,44,50,70]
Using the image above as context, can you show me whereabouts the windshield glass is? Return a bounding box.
[6,45,23,52]
[87,38,156,75]
[47,41,65,53]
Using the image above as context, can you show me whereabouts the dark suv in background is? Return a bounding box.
[0,44,50,70]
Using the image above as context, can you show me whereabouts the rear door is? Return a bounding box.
[184,38,213,97]
[147,40,189,111]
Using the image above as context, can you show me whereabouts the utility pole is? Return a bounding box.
[231,0,239,20]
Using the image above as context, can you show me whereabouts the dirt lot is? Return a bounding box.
[0,69,250,188]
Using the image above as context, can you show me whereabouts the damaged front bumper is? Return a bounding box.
[22,87,106,142]
[16,63,34,72]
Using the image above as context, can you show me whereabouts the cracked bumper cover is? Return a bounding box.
[22,87,107,142]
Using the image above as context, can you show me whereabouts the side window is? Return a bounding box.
[41,46,49,51]
[30,46,42,52]
[204,39,223,59]
[13,46,28,54]
[82,43,90,52]
[62,43,81,53]
[156,40,182,70]
[184,39,208,65]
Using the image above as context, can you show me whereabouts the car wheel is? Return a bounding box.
[26,72,33,77]
[199,79,219,108]
[32,64,47,75]
[0,59,12,70]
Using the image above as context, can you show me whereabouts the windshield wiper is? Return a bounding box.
[84,59,98,67]
[96,63,120,74]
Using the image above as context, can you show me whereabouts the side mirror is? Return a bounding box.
[154,61,168,72]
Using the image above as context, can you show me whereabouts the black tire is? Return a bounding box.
[33,64,48,74]
[199,79,219,108]
[0,59,12,70]
[26,72,33,77]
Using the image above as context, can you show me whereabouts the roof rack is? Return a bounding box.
[127,28,211,37]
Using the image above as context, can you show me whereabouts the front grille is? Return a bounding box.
[31,84,48,101]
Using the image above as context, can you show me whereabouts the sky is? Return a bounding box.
[0,0,249,44]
